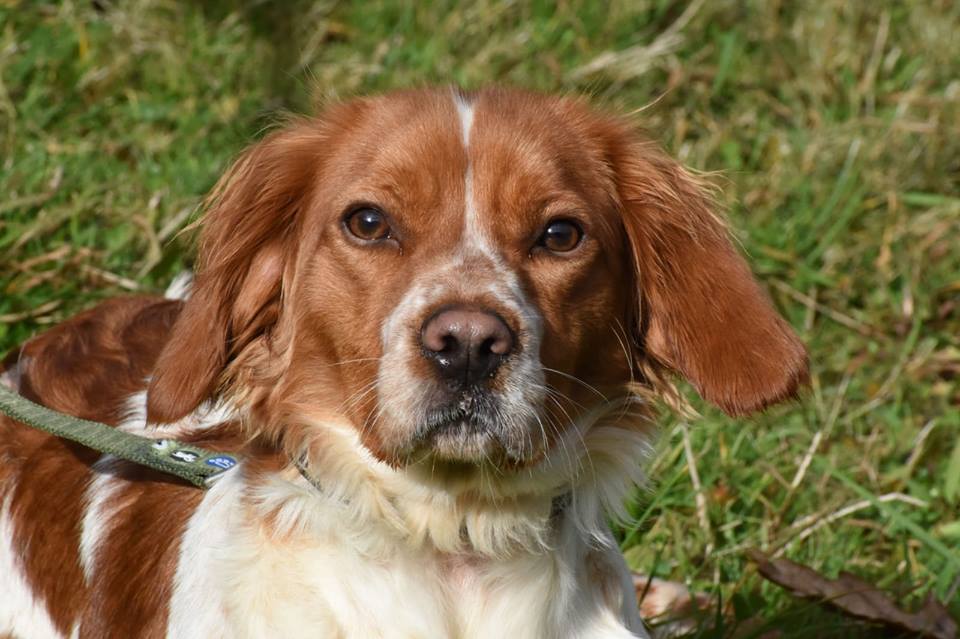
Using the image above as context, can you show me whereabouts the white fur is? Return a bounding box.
[79,458,131,583]
[117,389,235,435]
[0,493,67,639]
[454,92,483,248]
[164,271,194,301]
[167,471,234,638]
[455,91,474,147]
[161,404,651,638]
[0,354,28,391]
[453,91,500,263]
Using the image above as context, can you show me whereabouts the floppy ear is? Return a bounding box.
[146,121,325,423]
[614,141,808,416]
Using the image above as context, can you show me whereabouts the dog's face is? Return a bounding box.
[146,88,807,478]
[292,91,635,468]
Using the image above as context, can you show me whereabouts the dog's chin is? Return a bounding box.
[396,400,541,481]
[422,420,505,462]
[401,425,516,491]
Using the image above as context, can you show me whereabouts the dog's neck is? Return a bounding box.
[238,404,655,559]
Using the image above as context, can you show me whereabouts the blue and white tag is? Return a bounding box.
[205,455,238,470]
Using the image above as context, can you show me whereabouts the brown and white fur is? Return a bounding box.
[0,87,807,638]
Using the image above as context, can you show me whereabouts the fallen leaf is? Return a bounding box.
[633,573,713,638]
[747,549,957,639]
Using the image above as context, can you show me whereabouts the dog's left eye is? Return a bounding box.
[345,208,392,242]
[537,220,583,253]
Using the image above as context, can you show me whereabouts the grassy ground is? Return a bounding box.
[1,1,958,636]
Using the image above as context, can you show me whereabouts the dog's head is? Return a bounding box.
[146,87,807,481]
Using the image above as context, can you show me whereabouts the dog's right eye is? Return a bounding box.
[536,219,583,253]
[345,208,392,242]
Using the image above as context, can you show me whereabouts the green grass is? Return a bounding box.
[2,1,958,635]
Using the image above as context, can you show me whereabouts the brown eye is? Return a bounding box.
[538,220,583,253]
[345,207,391,242]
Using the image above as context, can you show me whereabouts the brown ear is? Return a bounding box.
[615,142,808,416]
[146,121,324,423]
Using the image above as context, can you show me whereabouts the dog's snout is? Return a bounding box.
[420,307,514,387]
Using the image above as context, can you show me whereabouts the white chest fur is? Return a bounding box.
[166,467,646,639]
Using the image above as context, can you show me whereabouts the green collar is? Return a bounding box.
[0,382,238,488]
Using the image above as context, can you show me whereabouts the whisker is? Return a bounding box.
[540,384,588,412]
[533,412,550,461]
[545,392,594,481]
[610,320,637,423]
[529,380,590,412]
[323,357,383,368]
[358,398,386,443]
[337,380,379,415]
[541,366,608,401]
[544,405,583,480]
[610,319,635,384]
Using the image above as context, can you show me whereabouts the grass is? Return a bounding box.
[1,1,958,635]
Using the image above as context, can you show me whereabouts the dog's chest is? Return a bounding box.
[212,532,563,638]
[160,467,644,639]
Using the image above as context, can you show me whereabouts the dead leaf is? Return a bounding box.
[747,549,957,639]
[633,573,713,638]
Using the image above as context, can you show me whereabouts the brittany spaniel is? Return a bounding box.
[0,87,807,638]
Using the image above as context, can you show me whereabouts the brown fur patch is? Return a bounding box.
[79,424,248,639]
[2,297,181,633]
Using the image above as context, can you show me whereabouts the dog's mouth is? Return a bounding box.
[409,389,522,464]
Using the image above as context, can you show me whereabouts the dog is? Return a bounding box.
[0,86,807,638]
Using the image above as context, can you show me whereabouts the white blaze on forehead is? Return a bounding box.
[452,91,494,260]
[448,92,540,325]
[454,92,474,146]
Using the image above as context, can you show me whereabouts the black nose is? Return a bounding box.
[420,307,514,388]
